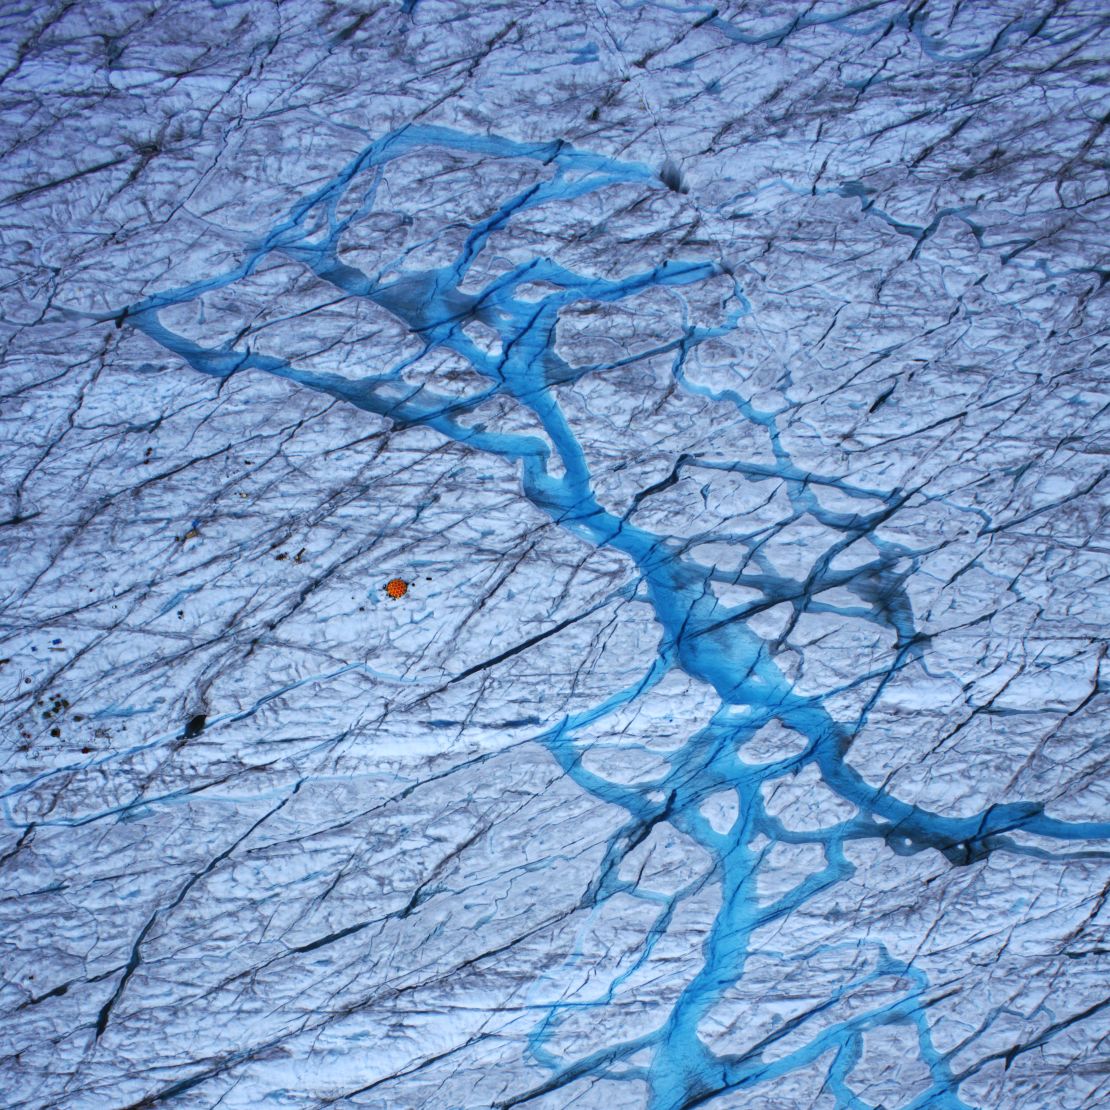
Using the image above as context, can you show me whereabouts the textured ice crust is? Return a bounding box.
[1,1,1108,1108]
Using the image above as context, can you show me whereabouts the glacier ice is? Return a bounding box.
[1,2,1108,1107]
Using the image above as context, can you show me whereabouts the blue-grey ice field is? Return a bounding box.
[1,2,1108,1107]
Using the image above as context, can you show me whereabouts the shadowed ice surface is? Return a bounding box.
[1,2,1108,1108]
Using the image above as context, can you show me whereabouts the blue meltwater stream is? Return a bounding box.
[103,125,1108,1109]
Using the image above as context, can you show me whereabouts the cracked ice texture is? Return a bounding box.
[0,1,1108,1108]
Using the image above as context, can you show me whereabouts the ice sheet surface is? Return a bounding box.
[1,2,1108,1107]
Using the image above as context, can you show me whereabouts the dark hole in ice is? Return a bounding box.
[660,158,688,194]
[184,714,207,739]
